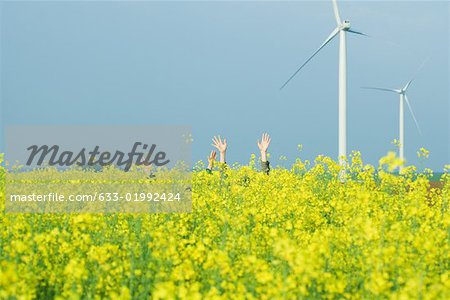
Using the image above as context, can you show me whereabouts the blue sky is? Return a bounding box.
[1,1,449,170]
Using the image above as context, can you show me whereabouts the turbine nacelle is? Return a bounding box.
[341,20,351,30]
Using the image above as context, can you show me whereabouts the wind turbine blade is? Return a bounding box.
[347,29,369,37]
[403,78,414,92]
[280,27,340,90]
[332,0,342,25]
[404,56,430,91]
[405,95,422,135]
[361,86,400,93]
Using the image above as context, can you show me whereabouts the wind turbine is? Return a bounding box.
[280,0,368,169]
[362,66,424,170]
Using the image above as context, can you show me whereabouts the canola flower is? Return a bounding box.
[0,151,449,299]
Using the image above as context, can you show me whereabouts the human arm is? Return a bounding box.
[257,133,271,175]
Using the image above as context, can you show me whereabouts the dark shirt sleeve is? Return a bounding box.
[261,160,270,175]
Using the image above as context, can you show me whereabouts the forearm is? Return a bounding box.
[260,151,267,162]
[220,151,226,164]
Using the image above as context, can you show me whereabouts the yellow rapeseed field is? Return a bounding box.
[0,152,449,299]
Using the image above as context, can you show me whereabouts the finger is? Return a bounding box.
[224,138,227,145]
[215,139,221,148]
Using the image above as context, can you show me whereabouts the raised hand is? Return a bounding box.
[207,150,217,169]
[212,135,227,163]
[257,133,271,162]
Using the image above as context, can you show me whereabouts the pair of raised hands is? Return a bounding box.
[208,133,271,169]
